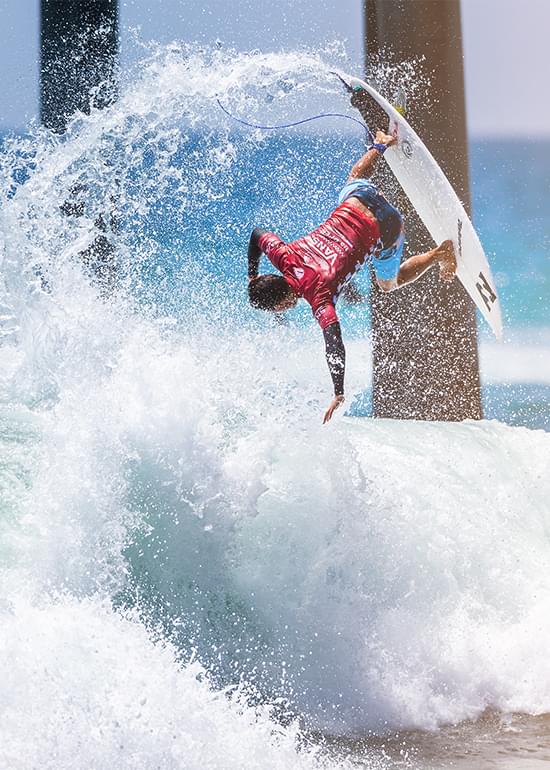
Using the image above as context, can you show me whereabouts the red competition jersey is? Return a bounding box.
[258,201,381,329]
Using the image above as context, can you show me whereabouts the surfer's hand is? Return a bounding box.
[375,129,397,147]
[323,395,345,424]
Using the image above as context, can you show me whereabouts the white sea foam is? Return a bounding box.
[0,596,359,770]
[2,312,550,737]
[0,43,549,768]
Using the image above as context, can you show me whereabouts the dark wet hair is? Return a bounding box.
[248,274,292,311]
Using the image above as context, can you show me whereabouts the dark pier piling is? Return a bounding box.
[365,0,482,421]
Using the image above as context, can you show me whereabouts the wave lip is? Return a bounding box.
[3,321,550,735]
[223,417,550,731]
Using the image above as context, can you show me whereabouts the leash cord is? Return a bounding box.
[216,98,375,142]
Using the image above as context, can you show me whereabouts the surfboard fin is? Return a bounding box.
[330,71,354,94]
[334,71,407,120]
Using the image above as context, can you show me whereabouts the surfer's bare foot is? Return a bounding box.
[436,239,457,282]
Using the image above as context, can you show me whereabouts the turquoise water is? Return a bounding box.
[470,140,550,329]
[0,46,549,770]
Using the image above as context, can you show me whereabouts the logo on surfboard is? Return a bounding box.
[476,272,497,312]
[401,139,413,158]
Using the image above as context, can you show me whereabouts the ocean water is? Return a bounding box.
[0,44,549,769]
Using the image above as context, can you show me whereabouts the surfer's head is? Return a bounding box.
[248,275,298,312]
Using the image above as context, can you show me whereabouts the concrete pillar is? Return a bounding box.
[40,0,119,133]
[365,0,482,421]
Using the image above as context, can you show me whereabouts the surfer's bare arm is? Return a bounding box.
[377,239,457,292]
[248,227,268,280]
[348,130,397,182]
[322,323,346,424]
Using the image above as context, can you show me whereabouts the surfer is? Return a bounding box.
[247,126,456,424]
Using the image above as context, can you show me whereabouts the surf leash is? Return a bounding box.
[216,98,375,142]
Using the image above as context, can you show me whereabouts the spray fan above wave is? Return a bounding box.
[0,45,546,767]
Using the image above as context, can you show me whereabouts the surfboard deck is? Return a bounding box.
[338,72,503,340]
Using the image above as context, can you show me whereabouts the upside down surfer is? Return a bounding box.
[247,90,457,424]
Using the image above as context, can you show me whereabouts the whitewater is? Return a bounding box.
[1,44,550,769]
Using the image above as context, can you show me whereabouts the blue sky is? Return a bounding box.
[2,0,549,137]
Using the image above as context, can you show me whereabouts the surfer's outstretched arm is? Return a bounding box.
[248,227,269,280]
[323,322,346,424]
[348,130,396,181]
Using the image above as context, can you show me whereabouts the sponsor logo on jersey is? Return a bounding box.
[311,235,338,259]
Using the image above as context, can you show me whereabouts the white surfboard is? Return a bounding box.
[340,72,503,340]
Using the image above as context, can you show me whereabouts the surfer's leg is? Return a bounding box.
[394,240,456,289]
[373,240,456,293]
